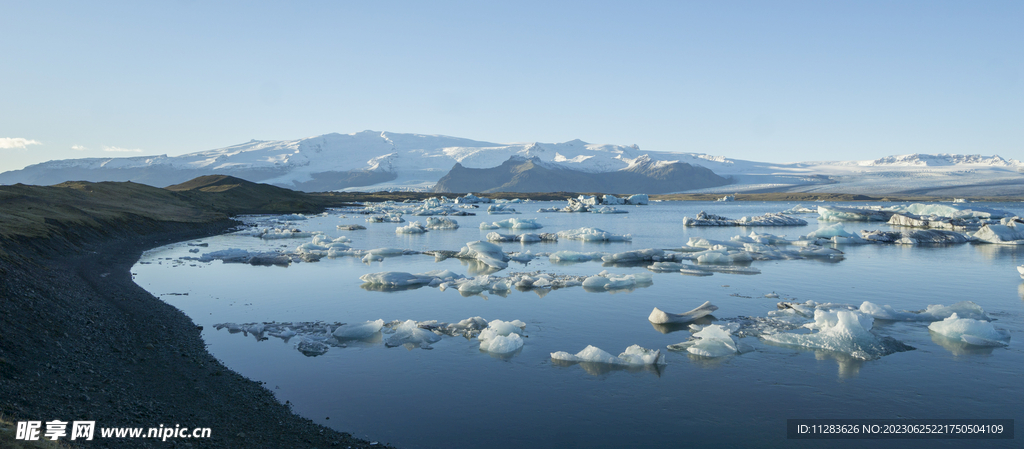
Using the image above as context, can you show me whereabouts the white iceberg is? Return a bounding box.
[425,217,459,230]
[648,301,718,324]
[581,270,653,290]
[761,309,913,360]
[557,227,632,242]
[478,319,527,353]
[551,344,665,366]
[668,323,748,357]
[859,301,989,321]
[395,221,429,234]
[384,320,443,348]
[333,319,385,339]
[928,314,1010,346]
[455,241,509,270]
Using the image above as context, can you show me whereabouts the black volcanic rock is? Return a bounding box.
[432,155,731,194]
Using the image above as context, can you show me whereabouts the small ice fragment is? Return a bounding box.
[551,345,665,366]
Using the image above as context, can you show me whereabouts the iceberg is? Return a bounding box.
[425,216,459,230]
[333,319,385,339]
[683,211,807,226]
[551,344,665,366]
[626,194,649,205]
[556,227,632,242]
[668,323,749,357]
[456,193,493,204]
[859,301,989,321]
[581,271,653,291]
[602,194,625,205]
[487,204,519,214]
[602,249,666,263]
[817,205,895,222]
[648,301,718,324]
[295,340,330,357]
[384,320,443,349]
[395,221,429,234]
[359,270,464,289]
[549,251,607,263]
[455,241,509,270]
[478,319,527,353]
[928,314,1011,346]
[761,309,914,360]
[973,224,1024,245]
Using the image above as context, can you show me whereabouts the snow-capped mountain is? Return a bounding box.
[1,130,1023,196]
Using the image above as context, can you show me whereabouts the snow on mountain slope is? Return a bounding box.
[2,130,1022,195]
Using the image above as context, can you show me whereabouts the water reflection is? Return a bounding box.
[551,359,664,377]
[360,283,427,293]
[929,331,998,356]
[972,243,1024,260]
[759,341,867,379]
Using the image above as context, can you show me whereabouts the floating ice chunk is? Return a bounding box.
[648,301,718,324]
[859,301,989,321]
[494,218,542,229]
[695,248,753,264]
[802,224,863,241]
[259,229,316,239]
[780,204,817,214]
[395,221,429,234]
[602,249,665,263]
[928,314,1010,346]
[296,340,329,357]
[366,213,405,223]
[973,224,1024,245]
[551,344,665,366]
[425,217,459,230]
[359,272,437,288]
[487,204,518,214]
[550,251,607,262]
[337,224,366,231]
[668,324,747,357]
[333,319,385,339]
[626,194,649,205]
[648,262,690,272]
[592,206,627,214]
[762,310,913,360]
[479,222,501,230]
[456,241,509,270]
[478,319,527,353]
[817,205,895,222]
[602,194,625,205]
[582,270,653,290]
[686,237,743,249]
[557,227,631,242]
[199,248,253,263]
[384,320,443,348]
[456,193,493,204]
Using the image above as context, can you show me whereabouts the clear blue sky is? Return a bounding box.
[2,0,1021,172]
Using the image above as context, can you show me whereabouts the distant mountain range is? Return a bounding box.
[2,130,1023,196]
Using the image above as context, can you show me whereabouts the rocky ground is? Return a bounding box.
[0,178,392,448]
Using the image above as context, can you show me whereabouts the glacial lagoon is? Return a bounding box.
[133,200,1023,448]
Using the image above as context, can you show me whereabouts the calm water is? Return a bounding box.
[134,201,1023,448]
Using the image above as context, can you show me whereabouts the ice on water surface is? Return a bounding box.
[668,323,751,357]
[859,301,990,321]
[761,309,915,360]
[333,319,386,339]
[551,344,665,366]
[648,301,718,324]
[478,319,527,354]
[928,314,1011,347]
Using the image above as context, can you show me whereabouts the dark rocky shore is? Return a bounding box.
[0,178,390,448]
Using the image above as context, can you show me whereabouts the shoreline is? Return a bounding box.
[0,218,389,448]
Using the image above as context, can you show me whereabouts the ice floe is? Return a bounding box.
[581,270,653,291]
[858,301,990,321]
[455,241,510,271]
[668,323,752,357]
[487,204,519,214]
[648,301,718,324]
[683,211,807,226]
[333,319,386,339]
[761,309,915,360]
[359,270,465,290]
[478,319,527,353]
[973,223,1024,245]
[425,217,459,230]
[486,232,558,243]
[551,345,665,366]
[556,227,632,241]
[928,314,1010,346]
[385,320,444,349]
[395,221,429,234]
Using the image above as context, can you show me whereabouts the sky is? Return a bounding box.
[2,0,1022,173]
